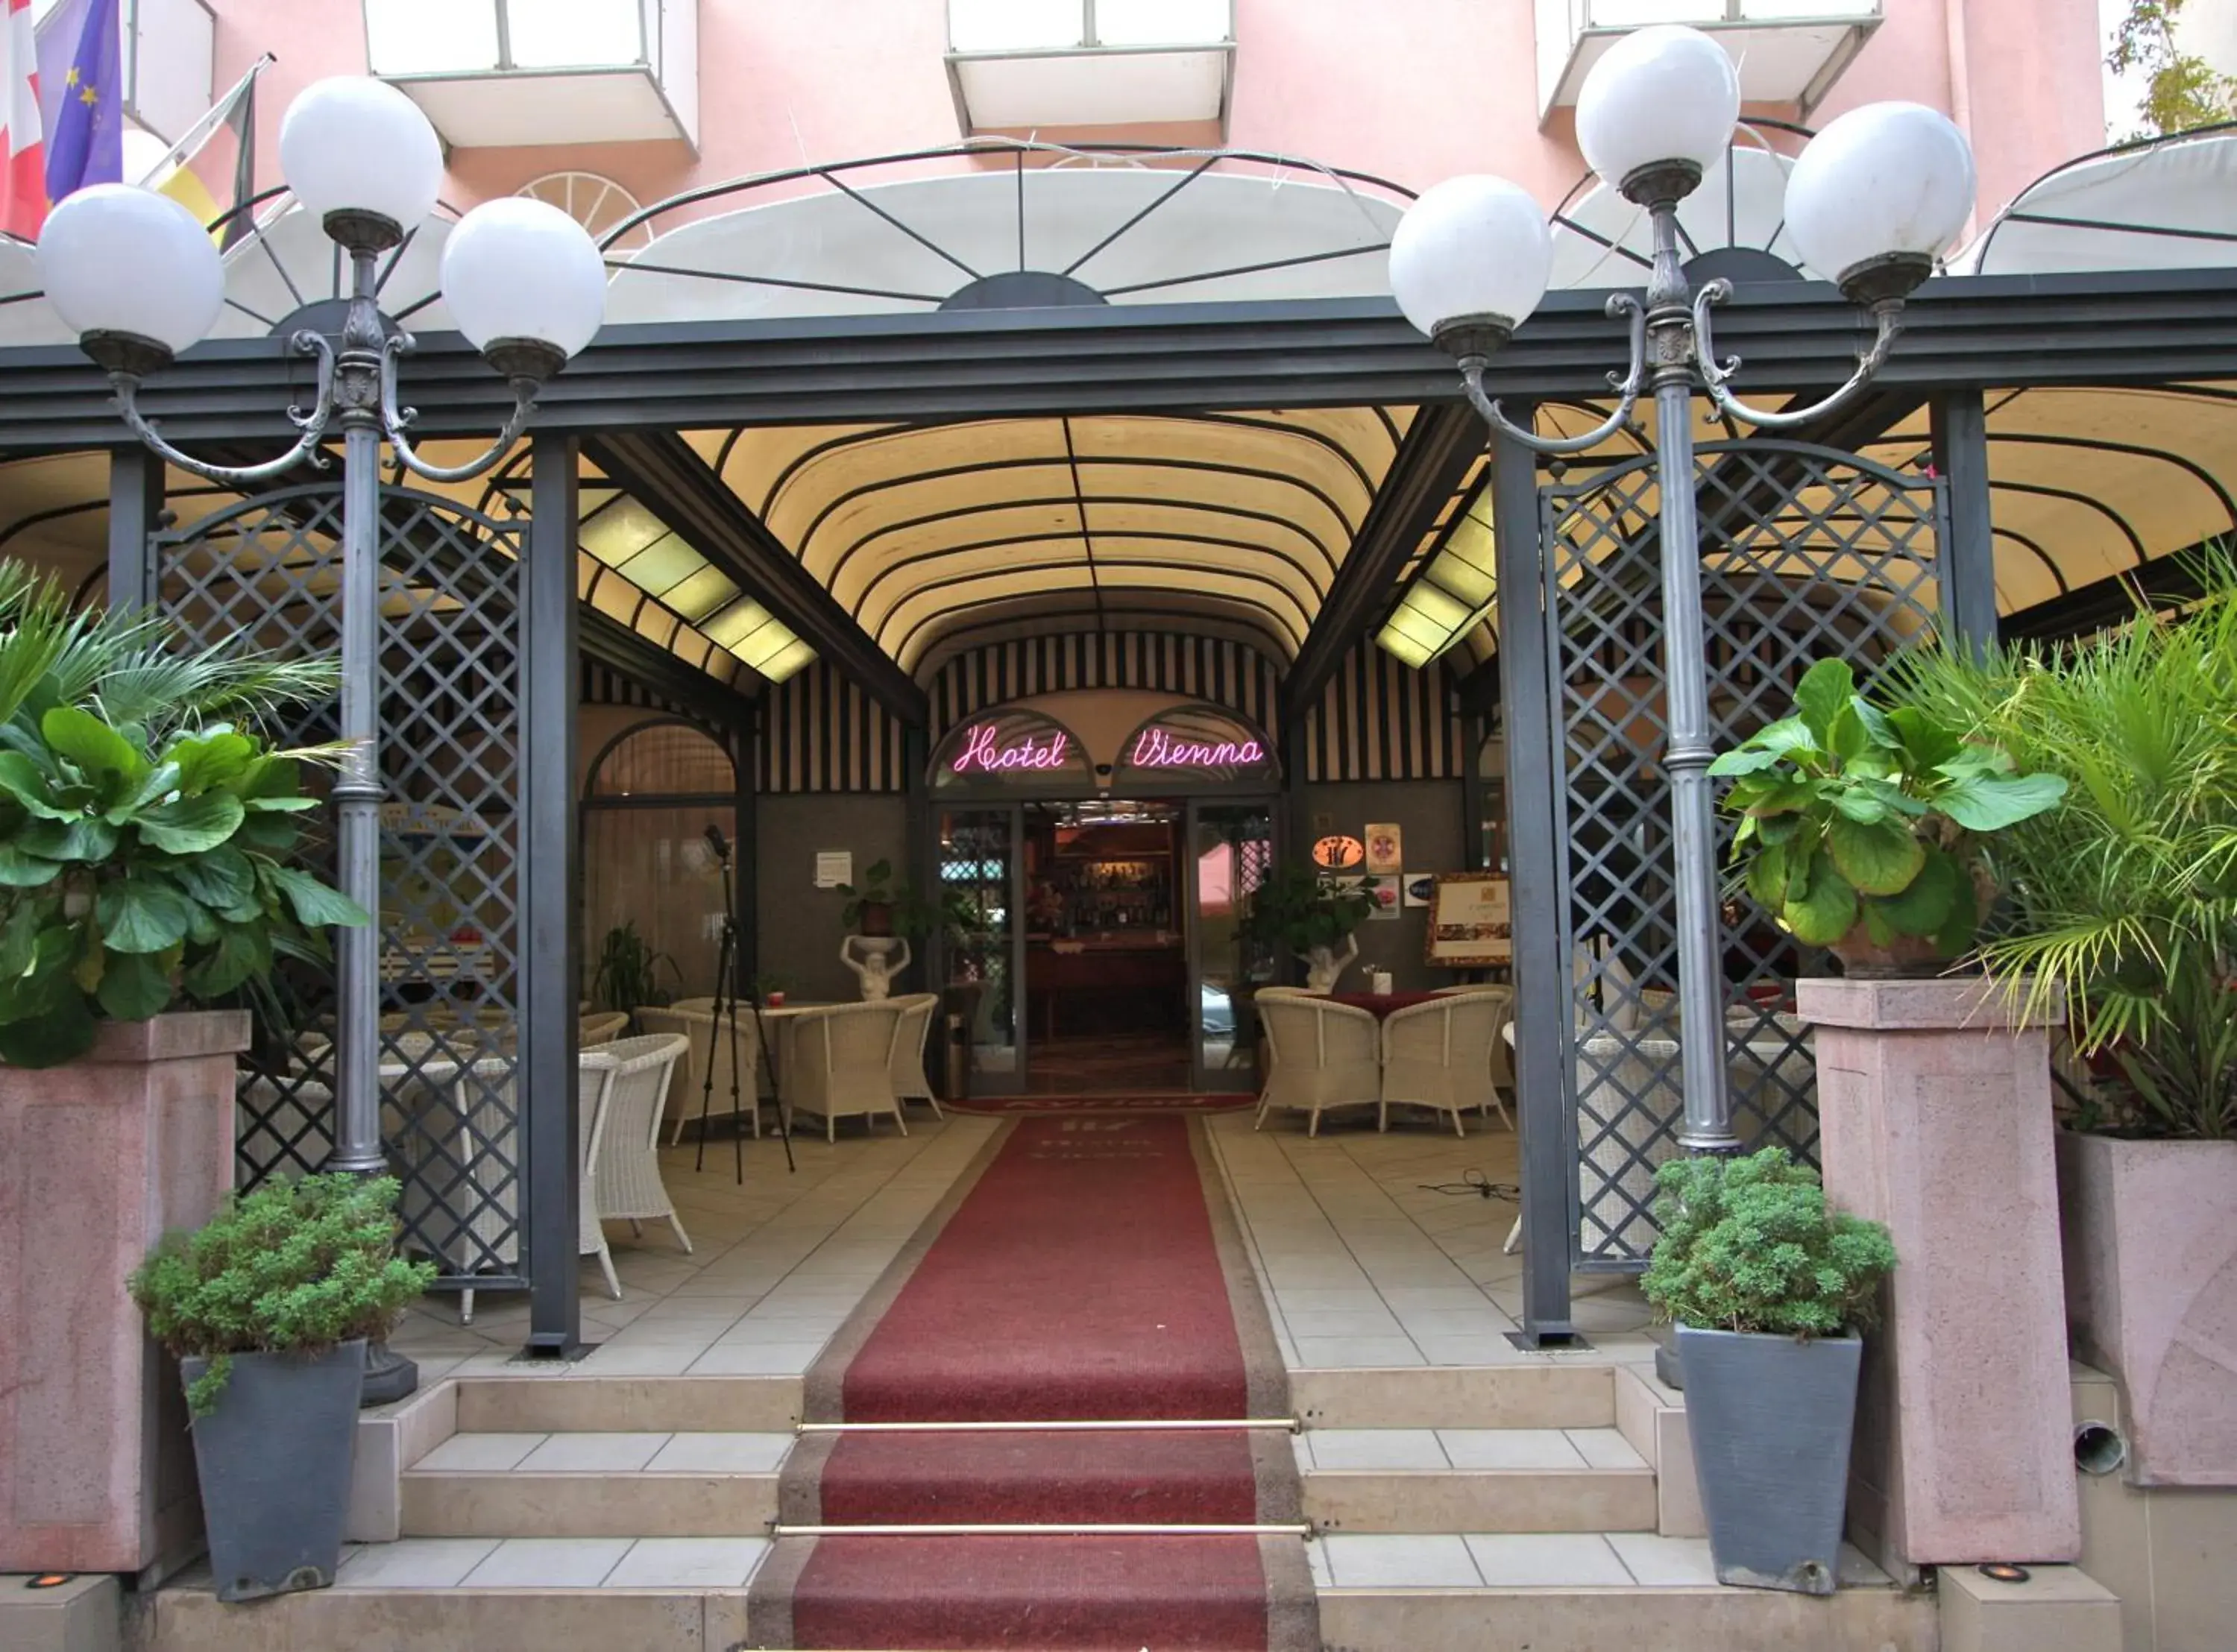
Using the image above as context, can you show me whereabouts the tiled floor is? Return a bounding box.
[412,1431,794,1473]
[1293,1428,1647,1472]
[386,1103,1652,1386]
[335,1535,773,1589]
[1309,1532,1890,1590]
[1203,1112,1654,1369]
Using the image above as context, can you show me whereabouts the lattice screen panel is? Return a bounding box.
[158,482,530,1289]
[1537,440,1945,1266]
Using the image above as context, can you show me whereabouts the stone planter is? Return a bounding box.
[182,1339,365,1601]
[1676,1324,1862,1595]
[0,1010,251,1577]
[2057,1131,2237,1487]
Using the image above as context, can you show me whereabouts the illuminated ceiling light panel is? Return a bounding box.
[1375,488,1498,668]
[580,497,668,567]
[663,565,739,622]
[615,536,706,596]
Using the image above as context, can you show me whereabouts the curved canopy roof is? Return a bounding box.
[1955,124,2237,277]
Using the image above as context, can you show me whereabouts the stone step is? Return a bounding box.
[401,1431,790,1539]
[138,1535,1931,1652]
[1291,1362,1617,1430]
[450,1374,803,1434]
[1300,1426,1656,1533]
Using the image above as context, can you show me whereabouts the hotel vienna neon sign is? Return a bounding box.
[1127,725,1265,769]
[950,722,1073,774]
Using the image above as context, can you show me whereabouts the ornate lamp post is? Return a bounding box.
[1388,25,1975,1153]
[36,77,607,1390]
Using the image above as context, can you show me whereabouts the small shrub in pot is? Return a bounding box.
[128,1175,435,1601]
[1642,1147,1895,1594]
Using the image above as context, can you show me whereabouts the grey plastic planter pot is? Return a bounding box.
[180,1338,365,1602]
[1674,1324,1862,1595]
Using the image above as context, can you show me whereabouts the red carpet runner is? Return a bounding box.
[751,1114,1316,1651]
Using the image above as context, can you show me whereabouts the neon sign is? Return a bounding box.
[1127,726,1268,769]
[951,722,1072,775]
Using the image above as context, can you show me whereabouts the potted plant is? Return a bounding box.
[1890,552,2237,1484]
[1642,1147,1896,1594]
[589,919,679,1015]
[128,1173,435,1601]
[1242,863,1372,991]
[1708,656,2066,976]
[836,858,920,938]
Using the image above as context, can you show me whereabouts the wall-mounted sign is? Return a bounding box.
[1114,703,1277,788]
[1425,871,1512,966]
[1312,834,1365,871]
[931,708,1093,789]
[1364,822,1403,874]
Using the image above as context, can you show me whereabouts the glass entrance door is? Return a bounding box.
[1186,800,1277,1093]
[936,807,1023,1095]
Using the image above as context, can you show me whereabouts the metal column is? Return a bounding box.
[1488,410,1577,1344]
[733,702,761,994]
[105,446,163,612]
[524,434,584,1358]
[1931,390,2001,657]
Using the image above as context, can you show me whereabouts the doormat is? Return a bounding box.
[749,1115,1315,1651]
[943,1093,1257,1114]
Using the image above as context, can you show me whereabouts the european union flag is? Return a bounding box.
[43,0,118,206]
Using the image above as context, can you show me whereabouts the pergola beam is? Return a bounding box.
[1280,402,1482,727]
[584,430,929,728]
[577,606,760,735]
[3,270,2233,453]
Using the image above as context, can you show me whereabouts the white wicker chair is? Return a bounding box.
[380,1049,519,1325]
[786,1000,910,1141]
[635,997,767,1143]
[581,1033,693,1299]
[1254,994,1379,1136]
[580,1010,630,1047]
[887,993,942,1118]
[1432,983,1516,1128]
[1381,990,1504,1136]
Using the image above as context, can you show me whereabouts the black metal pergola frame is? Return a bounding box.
[8,263,2236,1352]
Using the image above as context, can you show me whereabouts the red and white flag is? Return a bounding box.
[1,0,44,242]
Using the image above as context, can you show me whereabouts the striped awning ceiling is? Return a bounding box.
[687,409,1412,675]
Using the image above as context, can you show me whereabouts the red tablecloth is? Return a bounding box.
[1325,991,1445,1019]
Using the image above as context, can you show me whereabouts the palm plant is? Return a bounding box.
[1887,547,2237,1138]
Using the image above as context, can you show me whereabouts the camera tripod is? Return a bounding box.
[693,826,793,1182]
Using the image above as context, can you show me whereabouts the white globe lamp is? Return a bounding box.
[37,184,225,373]
[279,77,444,250]
[1575,25,1741,203]
[439,198,609,379]
[1785,102,1976,303]
[1388,175,1553,357]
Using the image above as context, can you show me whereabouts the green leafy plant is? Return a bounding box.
[128,1173,436,1415]
[1887,551,2237,1139]
[0,568,365,1068]
[1641,1147,1895,1340]
[837,860,938,937]
[590,920,679,1011]
[1240,863,1373,954]
[1709,657,2067,957]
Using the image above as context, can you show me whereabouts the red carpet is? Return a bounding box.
[944,1094,1256,1115]
[752,1115,1315,1651]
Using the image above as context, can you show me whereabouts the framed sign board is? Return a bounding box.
[1425,871,1512,966]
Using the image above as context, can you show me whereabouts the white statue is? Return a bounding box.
[1301,935,1358,994]
[840,935,910,1001]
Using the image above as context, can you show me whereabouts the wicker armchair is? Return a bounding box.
[635,997,767,1143]
[1431,983,1516,1127]
[1381,991,1503,1136]
[580,1033,693,1299]
[580,1010,630,1047]
[887,993,942,1118]
[786,1000,910,1141]
[1254,994,1379,1136]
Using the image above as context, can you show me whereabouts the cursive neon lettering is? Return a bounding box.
[1128,728,1266,769]
[951,723,1071,775]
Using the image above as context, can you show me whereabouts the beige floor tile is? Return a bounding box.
[687,1341,827,1375]
[1416,1335,1533,1366]
[1290,1336,1428,1368]
[1283,1310,1408,1338]
[643,1433,793,1473]
[1435,1428,1586,1469]
[1607,1532,1720,1586]
[1303,1428,1450,1469]
[413,1432,547,1472]
[603,1537,771,1589]
[1462,1532,1632,1587]
[336,1538,499,1589]
[1319,1533,1482,1587]
[513,1433,667,1472]
[1274,1288,1389,1313]
[460,1536,634,1587]
[573,1345,701,1375]
[1564,1428,1648,1469]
